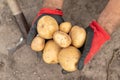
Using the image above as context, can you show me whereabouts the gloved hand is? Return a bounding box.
[78,21,110,70]
[27,8,64,45]
[62,21,110,74]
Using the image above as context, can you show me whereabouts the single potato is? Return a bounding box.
[43,40,61,64]
[37,16,59,39]
[31,35,45,51]
[60,22,72,33]
[69,26,86,48]
[53,31,71,48]
[58,46,81,72]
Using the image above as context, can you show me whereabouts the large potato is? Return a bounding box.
[43,40,61,64]
[53,31,71,48]
[31,35,45,51]
[69,26,86,48]
[58,46,81,72]
[60,22,72,33]
[37,16,59,39]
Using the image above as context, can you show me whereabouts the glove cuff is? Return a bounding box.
[84,21,110,64]
[37,8,63,16]
[32,8,63,25]
[89,21,110,40]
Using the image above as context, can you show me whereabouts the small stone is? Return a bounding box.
[33,71,37,75]
[0,61,4,69]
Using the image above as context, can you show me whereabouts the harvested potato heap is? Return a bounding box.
[31,16,86,72]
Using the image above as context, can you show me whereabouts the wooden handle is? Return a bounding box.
[7,0,22,15]
[7,0,30,39]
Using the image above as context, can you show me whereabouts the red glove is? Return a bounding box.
[27,8,64,45]
[78,21,110,70]
[32,8,63,24]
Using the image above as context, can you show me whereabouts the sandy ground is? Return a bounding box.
[0,0,120,80]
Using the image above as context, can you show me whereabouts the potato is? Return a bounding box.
[60,22,72,33]
[43,40,61,64]
[69,26,86,48]
[37,16,59,39]
[31,35,45,51]
[53,31,71,48]
[58,46,81,72]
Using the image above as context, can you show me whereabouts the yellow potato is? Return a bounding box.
[58,46,81,72]
[43,40,61,64]
[69,26,86,48]
[53,31,71,48]
[60,22,72,33]
[31,35,45,51]
[37,16,59,39]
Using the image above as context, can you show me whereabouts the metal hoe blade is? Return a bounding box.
[7,36,25,54]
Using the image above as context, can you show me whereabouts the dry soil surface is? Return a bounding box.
[0,0,120,80]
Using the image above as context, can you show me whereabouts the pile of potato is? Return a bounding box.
[31,16,86,72]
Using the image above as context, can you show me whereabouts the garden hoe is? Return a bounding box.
[7,0,30,54]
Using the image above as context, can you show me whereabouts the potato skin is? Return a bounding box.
[58,46,81,72]
[60,22,72,33]
[37,16,59,39]
[31,36,45,52]
[69,26,86,48]
[43,40,61,64]
[53,31,71,48]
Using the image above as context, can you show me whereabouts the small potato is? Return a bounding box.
[69,26,86,48]
[53,31,71,48]
[58,46,81,72]
[37,16,59,39]
[31,35,45,51]
[43,40,61,64]
[60,22,72,33]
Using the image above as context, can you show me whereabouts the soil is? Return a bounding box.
[0,0,120,80]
